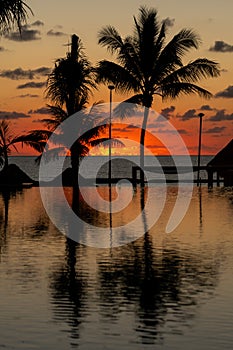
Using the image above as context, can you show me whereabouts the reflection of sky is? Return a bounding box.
[0,187,233,348]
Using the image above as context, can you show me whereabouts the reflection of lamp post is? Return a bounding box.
[197,113,204,187]
[108,85,114,186]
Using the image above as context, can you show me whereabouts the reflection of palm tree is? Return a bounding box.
[0,0,33,34]
[0,120,45,171]
[49,238,87,344]
[97,6,220,170]
[97,239,219,344]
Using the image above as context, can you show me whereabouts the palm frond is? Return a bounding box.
[0,0,33,34]
[96,60,140,93]
[160,82,213,100]
[160,58,220,85]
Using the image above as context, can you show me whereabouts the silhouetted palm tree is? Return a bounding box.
[43,34,123,187]
[97,6,220,169]
[0,119,45,171]
[45,34,99,186]
[0,0,33,34]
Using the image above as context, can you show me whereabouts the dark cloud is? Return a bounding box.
[200,105,214,111]
[163,17,175,27]
[0,111,30,120]
[31,20,44,26]
[0,67,51,80]
[32,119,44,123]
[179,109,198,121]
[17,81,46,89]
[0,68,33,80]
[208,109,233,121]
[33,67,51,76]
[215,85,233,98]
[147,144,164,149]
[177,129,188,135]
[209,41,233,53]
[160,105,175,120]
[47,29,66,37]
[5,25,41,41]
[126,124,139,129]
[18,94,39,98]
[28,107,50,114]
[203,126,226,134]
[157,128,188,135]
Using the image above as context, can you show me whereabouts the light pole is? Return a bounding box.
[197,113,204,187]
[108,85,114,186]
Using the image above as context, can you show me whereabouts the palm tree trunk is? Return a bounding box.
[70,144,79,189]
[140,106,149,185]
[3,148,8,171]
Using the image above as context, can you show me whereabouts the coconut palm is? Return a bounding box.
[0,0,33,34]
[0,119,45,171]
[96,6,220,170]
[31,35,119,187]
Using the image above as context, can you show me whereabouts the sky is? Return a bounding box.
[0,0,233,155]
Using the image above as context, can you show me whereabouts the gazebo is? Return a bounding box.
[207,139,233,187]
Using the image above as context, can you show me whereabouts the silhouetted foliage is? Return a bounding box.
[97,6,220,168]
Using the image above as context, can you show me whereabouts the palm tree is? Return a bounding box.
[0,0,33,34]
[34,35,112,187]
[0,119,45,171]
[96,6,220,171]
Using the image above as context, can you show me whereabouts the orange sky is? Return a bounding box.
[0,0,233,156]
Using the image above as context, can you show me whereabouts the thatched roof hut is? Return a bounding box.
[208,139,233,167]
[207,139,233,186]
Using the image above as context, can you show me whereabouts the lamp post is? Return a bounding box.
[197,113,204,187]
[108,85,114,186]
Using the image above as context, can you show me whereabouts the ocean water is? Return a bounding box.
[9,155,213,182]
[0,185,233,349]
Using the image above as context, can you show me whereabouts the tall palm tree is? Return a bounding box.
[45,34,97,186]
[96,6,220,170]
[0,119,45,171]
[0,0,33,34]
[35,34,115,187]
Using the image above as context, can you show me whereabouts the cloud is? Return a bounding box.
[32,119,44,123]
[179,109,198,121]
[160,105,175,119]
[28,107,50,114]
[18,94,39,98]
[5,25,41,41]
[33,67,51,76]
[31,20,44,27]
[47,29,66,37]
[0,111,30,120]
[156,128,188,135]
[208,109,233,121]
[200,104,214,111]
[203,126,226,134]
[177,129,188,135]
[209,40,233,53]
[215,85,233,98]
[0,67,50,80]
[17,81,46,89]
[163,17,175,27]
[126,124,140,129]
